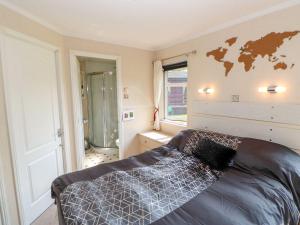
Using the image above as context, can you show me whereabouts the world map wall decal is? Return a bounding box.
[206,31,300,76]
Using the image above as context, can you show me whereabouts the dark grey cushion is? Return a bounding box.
[194,138,236,170]
[182,129,241,155]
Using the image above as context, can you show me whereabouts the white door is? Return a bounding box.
[1,33,64,225]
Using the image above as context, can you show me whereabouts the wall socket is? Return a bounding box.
[232,95,240,102]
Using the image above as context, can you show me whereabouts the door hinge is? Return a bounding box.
[57,128,63,137]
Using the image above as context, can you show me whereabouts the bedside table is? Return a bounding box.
[139,131,173,153]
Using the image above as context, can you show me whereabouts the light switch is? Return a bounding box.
[232,95,240,102]
[123,110,134,121]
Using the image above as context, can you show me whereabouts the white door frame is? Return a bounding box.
[0,27,71,225]
[0,157,9,225]
[70,50,124,170]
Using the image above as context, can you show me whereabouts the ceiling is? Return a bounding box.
[0,0,298,50]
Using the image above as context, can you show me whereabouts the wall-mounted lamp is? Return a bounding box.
[198,87,214,94]
[258,85,286,94]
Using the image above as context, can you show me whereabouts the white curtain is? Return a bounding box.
[153,60,164,130]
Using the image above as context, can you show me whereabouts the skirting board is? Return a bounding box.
[190,100,300,153]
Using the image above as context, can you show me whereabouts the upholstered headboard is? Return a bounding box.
[189,100,300,154]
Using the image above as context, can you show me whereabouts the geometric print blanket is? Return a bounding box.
[183,129,242,155]
[60,151,223,225]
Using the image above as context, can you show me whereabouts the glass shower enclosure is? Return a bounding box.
[87,71,118,149]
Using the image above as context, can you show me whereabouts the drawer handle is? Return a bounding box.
[144,140,148,144]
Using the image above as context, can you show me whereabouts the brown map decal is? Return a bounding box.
[206,37,238,76]
[274,62,287,70]
[225,37,237,46]
[206,31,299,76]
[206,47,228,62]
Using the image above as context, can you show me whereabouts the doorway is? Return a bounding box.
[79,57,119,167]
[70,51,123,170]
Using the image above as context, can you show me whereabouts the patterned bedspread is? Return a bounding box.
[60,151,222,225]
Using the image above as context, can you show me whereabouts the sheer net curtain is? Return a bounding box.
[153,60,164,130]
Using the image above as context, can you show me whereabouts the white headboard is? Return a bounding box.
[189,100,300,154]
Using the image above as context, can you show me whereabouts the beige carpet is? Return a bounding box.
[31,204,58,225]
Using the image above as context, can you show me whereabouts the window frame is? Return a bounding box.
[163,62,188,123]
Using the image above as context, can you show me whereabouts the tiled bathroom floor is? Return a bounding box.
[84,147,119,168]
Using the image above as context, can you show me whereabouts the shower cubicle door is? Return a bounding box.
[87,72,118,148]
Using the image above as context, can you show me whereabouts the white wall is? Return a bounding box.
[1,3,300,225]
[156,5,300,134]
[63,36,154,160]
[0,4,154,224]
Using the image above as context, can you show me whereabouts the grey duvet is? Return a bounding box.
[52,130,300,225]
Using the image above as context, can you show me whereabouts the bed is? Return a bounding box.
[51,129,300,225]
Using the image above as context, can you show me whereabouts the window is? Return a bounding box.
[163,62,188,122]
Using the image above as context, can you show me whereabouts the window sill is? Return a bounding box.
[160,119,187,128]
